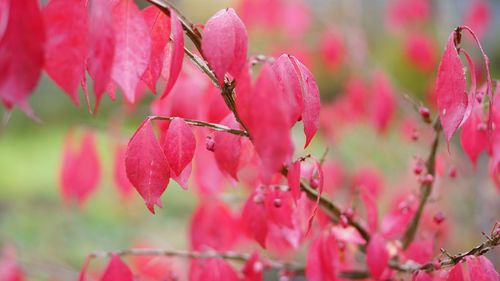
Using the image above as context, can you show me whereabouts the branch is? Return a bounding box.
[401,119,442,249]
[149,116,249,137]
[88,248,303,272]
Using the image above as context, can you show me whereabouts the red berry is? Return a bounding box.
[273,197,282,208]
[418,106,431,122]
[205,135,215,151]
[433,212,446,224]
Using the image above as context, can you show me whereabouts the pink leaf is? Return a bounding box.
[290,56,321,147]
[141,5,171,94]
[320,29,344,71]
[447,263,465,281]
[371,72,396,133]
[0,245,24,281]
[460,108,488,167]
[43,0,87,105]
[366,234,389,279]
[189,200,240,251]
[0,0,45,117]
[412,271,433,281]
[111,0,151,103]
[466,256,499,281]
[202,8,248,85]
[162,118,196,177]
[87,0,116,111]
[287,161,301,201]
[161,10,184,97]
[360,190,378,233]
[214,114,242,180]
[60,130,101,206]
[189,258,240,281]
[100,254,134,281]
[272,54,303,124]
[125,118,170,213]
[436,32,468,143]
[305,233,338,281]
[241,190,268,248]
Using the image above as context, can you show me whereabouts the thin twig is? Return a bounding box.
[149,116,249,137]
[401,119,442,249]
[88,248,304,272]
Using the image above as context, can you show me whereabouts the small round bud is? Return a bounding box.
[273,197,282,208]
[477,122,487,132]
[340,215,349,228]
[343,208,354,219]
[310,178,320,189]
[419,174,434,185]
[205,136,215,152]
[413,163,424,175]
[433,260,442,270]
[418,106,431,122]
[411,129,419,141]
[448,166,457,178]
[433,212,446,225]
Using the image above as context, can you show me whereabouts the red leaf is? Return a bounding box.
[447,263,465,281]
[466,256,499,281]
[111,0,151,103]
[287,161,301,201]
[436,32,468,143]
[291,56,321,148]
[360,190,378,233]
[161,10,184,97]
[241,190,268,248]
[242,252,264,281]
[189,200,240,251]
[189,258,240,281]
[366,234,389,279]
[141,5,171,94]
[243,64,293,181]
[43,0,87,105]
[202,8,248,85]
[320,29,344,71]
[214,114,242,180]
[460,108,488,167]
[404,33,436,72]
[60,130,101,206]
[305,233,338,281]
[371,72,396,133]
[87,0,116,110]
[100,254,133,281]
[412,271,432,281]
[0,0,45,117]
[272,54,303,124]
[125,118,170,213]
[113,144,134,198]
[162,118,196,177]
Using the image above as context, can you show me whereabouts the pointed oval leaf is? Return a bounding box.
[43,0,87,105]
[202,8,248,84]
[111,0,151,103]
[436,33,468,142]
[0,0,45,116]
[366,234,389,279]
[162,118,196,177]
[161,10,184,97]
[460,109,488,167]
[100,254,134,281]
[305,233,338,281]
[189,258,240,281]
[125,118,170,213]
[214,114,242,180]
[287,161,301,201]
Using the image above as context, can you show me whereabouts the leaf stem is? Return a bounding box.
[149,116,249,137]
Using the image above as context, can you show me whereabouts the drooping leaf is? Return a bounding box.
[60,130,101,206]
[189,258,240,281]
[460,107,488,167]
[161,9,184,97]
[214,114,242,180]
[111,0,151,103]
[162,118,196,177]
[436,32,468,143]
[0,0,45,117]
[125,118,170,213]
[305,233,338,281]
[287,161,301,201]
[272,54,303,124]
[43,0,87,105]
[100,255,134,281]
[87,0,116,110]
[466,256,499,281]
[141,5,171,94]
[189,200,240,251]
[366,234,389,279]
[290,56,321,147]
[241,190,268,248]
[202,8,248,85]
[242,252,264,281]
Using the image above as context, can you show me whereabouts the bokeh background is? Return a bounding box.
[1,0,499,280]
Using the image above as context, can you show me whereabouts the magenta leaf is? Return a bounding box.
[113,144,134,198]
[366,234,389,279]
[141,5,171,94]
[305,233,338,281]
[241,190,269,248]
[100,254,134,281]
[242,252,264,281]
[87,0,116,111]
[202,8,248,85]
[0,0,45,117]
[125,118,170,213]
[60,130,101,206]
[111,0,151,103]
[161,10,184,97]
[43,0,87,106]
[214,114,242,180]
[436,32,468,143]
[466,256,499,281]
[189,258,240,281]
[162,118,196,177]
[460,108,488,167]
[287,161,301,201]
